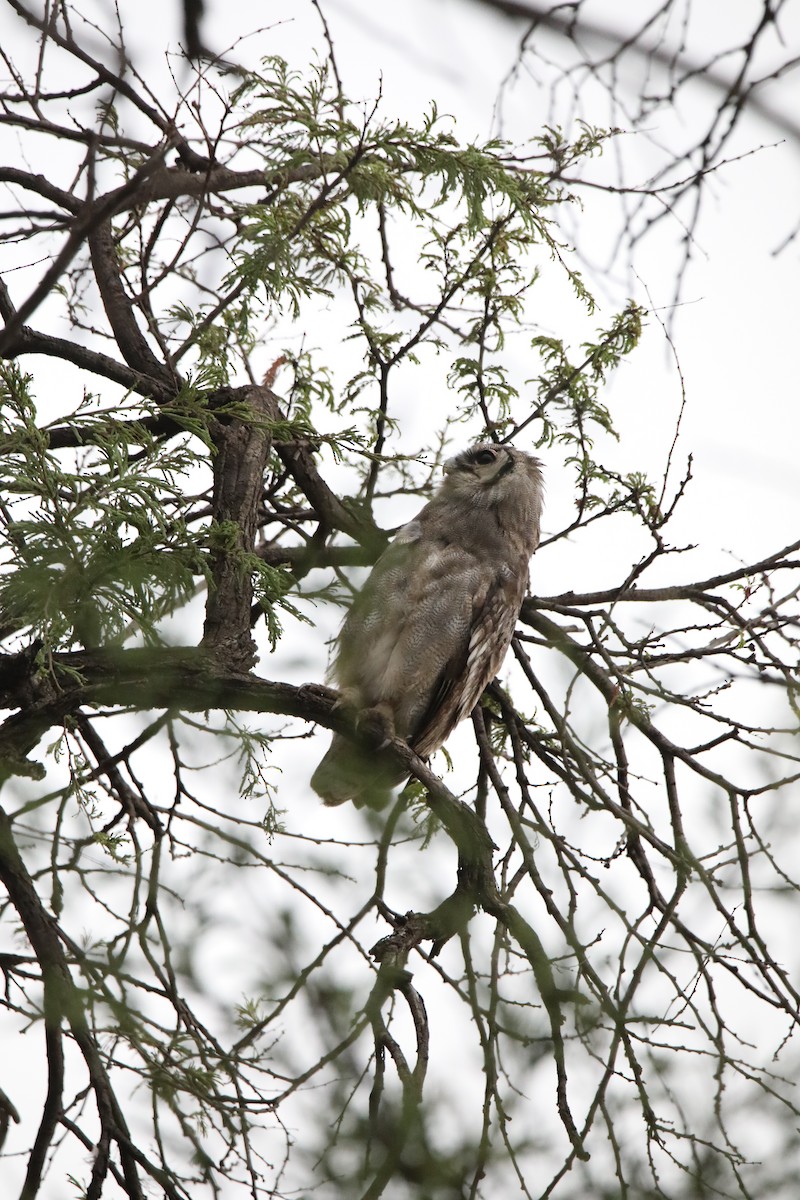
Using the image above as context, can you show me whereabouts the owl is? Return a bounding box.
[311,443,544,806]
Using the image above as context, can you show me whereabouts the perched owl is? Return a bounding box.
[311,443,544,806]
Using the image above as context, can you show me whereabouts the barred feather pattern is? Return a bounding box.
[311,444,544,806]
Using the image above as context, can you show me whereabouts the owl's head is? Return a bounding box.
[442,442,543,500]
[439,443,544,548]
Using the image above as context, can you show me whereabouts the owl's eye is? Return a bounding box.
[473,448,497,466]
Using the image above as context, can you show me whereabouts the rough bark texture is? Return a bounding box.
[201,388,275,670]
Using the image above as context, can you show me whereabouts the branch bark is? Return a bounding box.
[202,387,275,669]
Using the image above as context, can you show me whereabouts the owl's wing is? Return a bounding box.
[411,563,523,758]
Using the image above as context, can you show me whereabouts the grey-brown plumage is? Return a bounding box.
[311,443,544,806]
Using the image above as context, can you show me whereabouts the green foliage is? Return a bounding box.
[251,559,312,650]
[227,716,285,833]
[167,301,257,391]
[529,302,646,509]
[535,120,621,173]
[0,365,203,649]
[534,302,644,447]
[213,55,643,481]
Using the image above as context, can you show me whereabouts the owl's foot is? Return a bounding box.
[332,686,361,711]
[298,683,339,704]
[357,702,396,751]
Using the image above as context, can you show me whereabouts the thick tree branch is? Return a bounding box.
[87,217,177,388]
[0,168,80,215]
[202,387,275,669]
[2,325,167,401]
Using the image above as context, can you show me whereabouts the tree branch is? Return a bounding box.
[0,147,176,359]
[0,806,144,1199]
[202,387,275,669]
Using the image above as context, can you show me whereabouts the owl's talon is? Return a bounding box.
[299,683,339,704]
[357,703,396,746]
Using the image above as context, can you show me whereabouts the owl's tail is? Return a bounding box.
[310,734,406,808]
